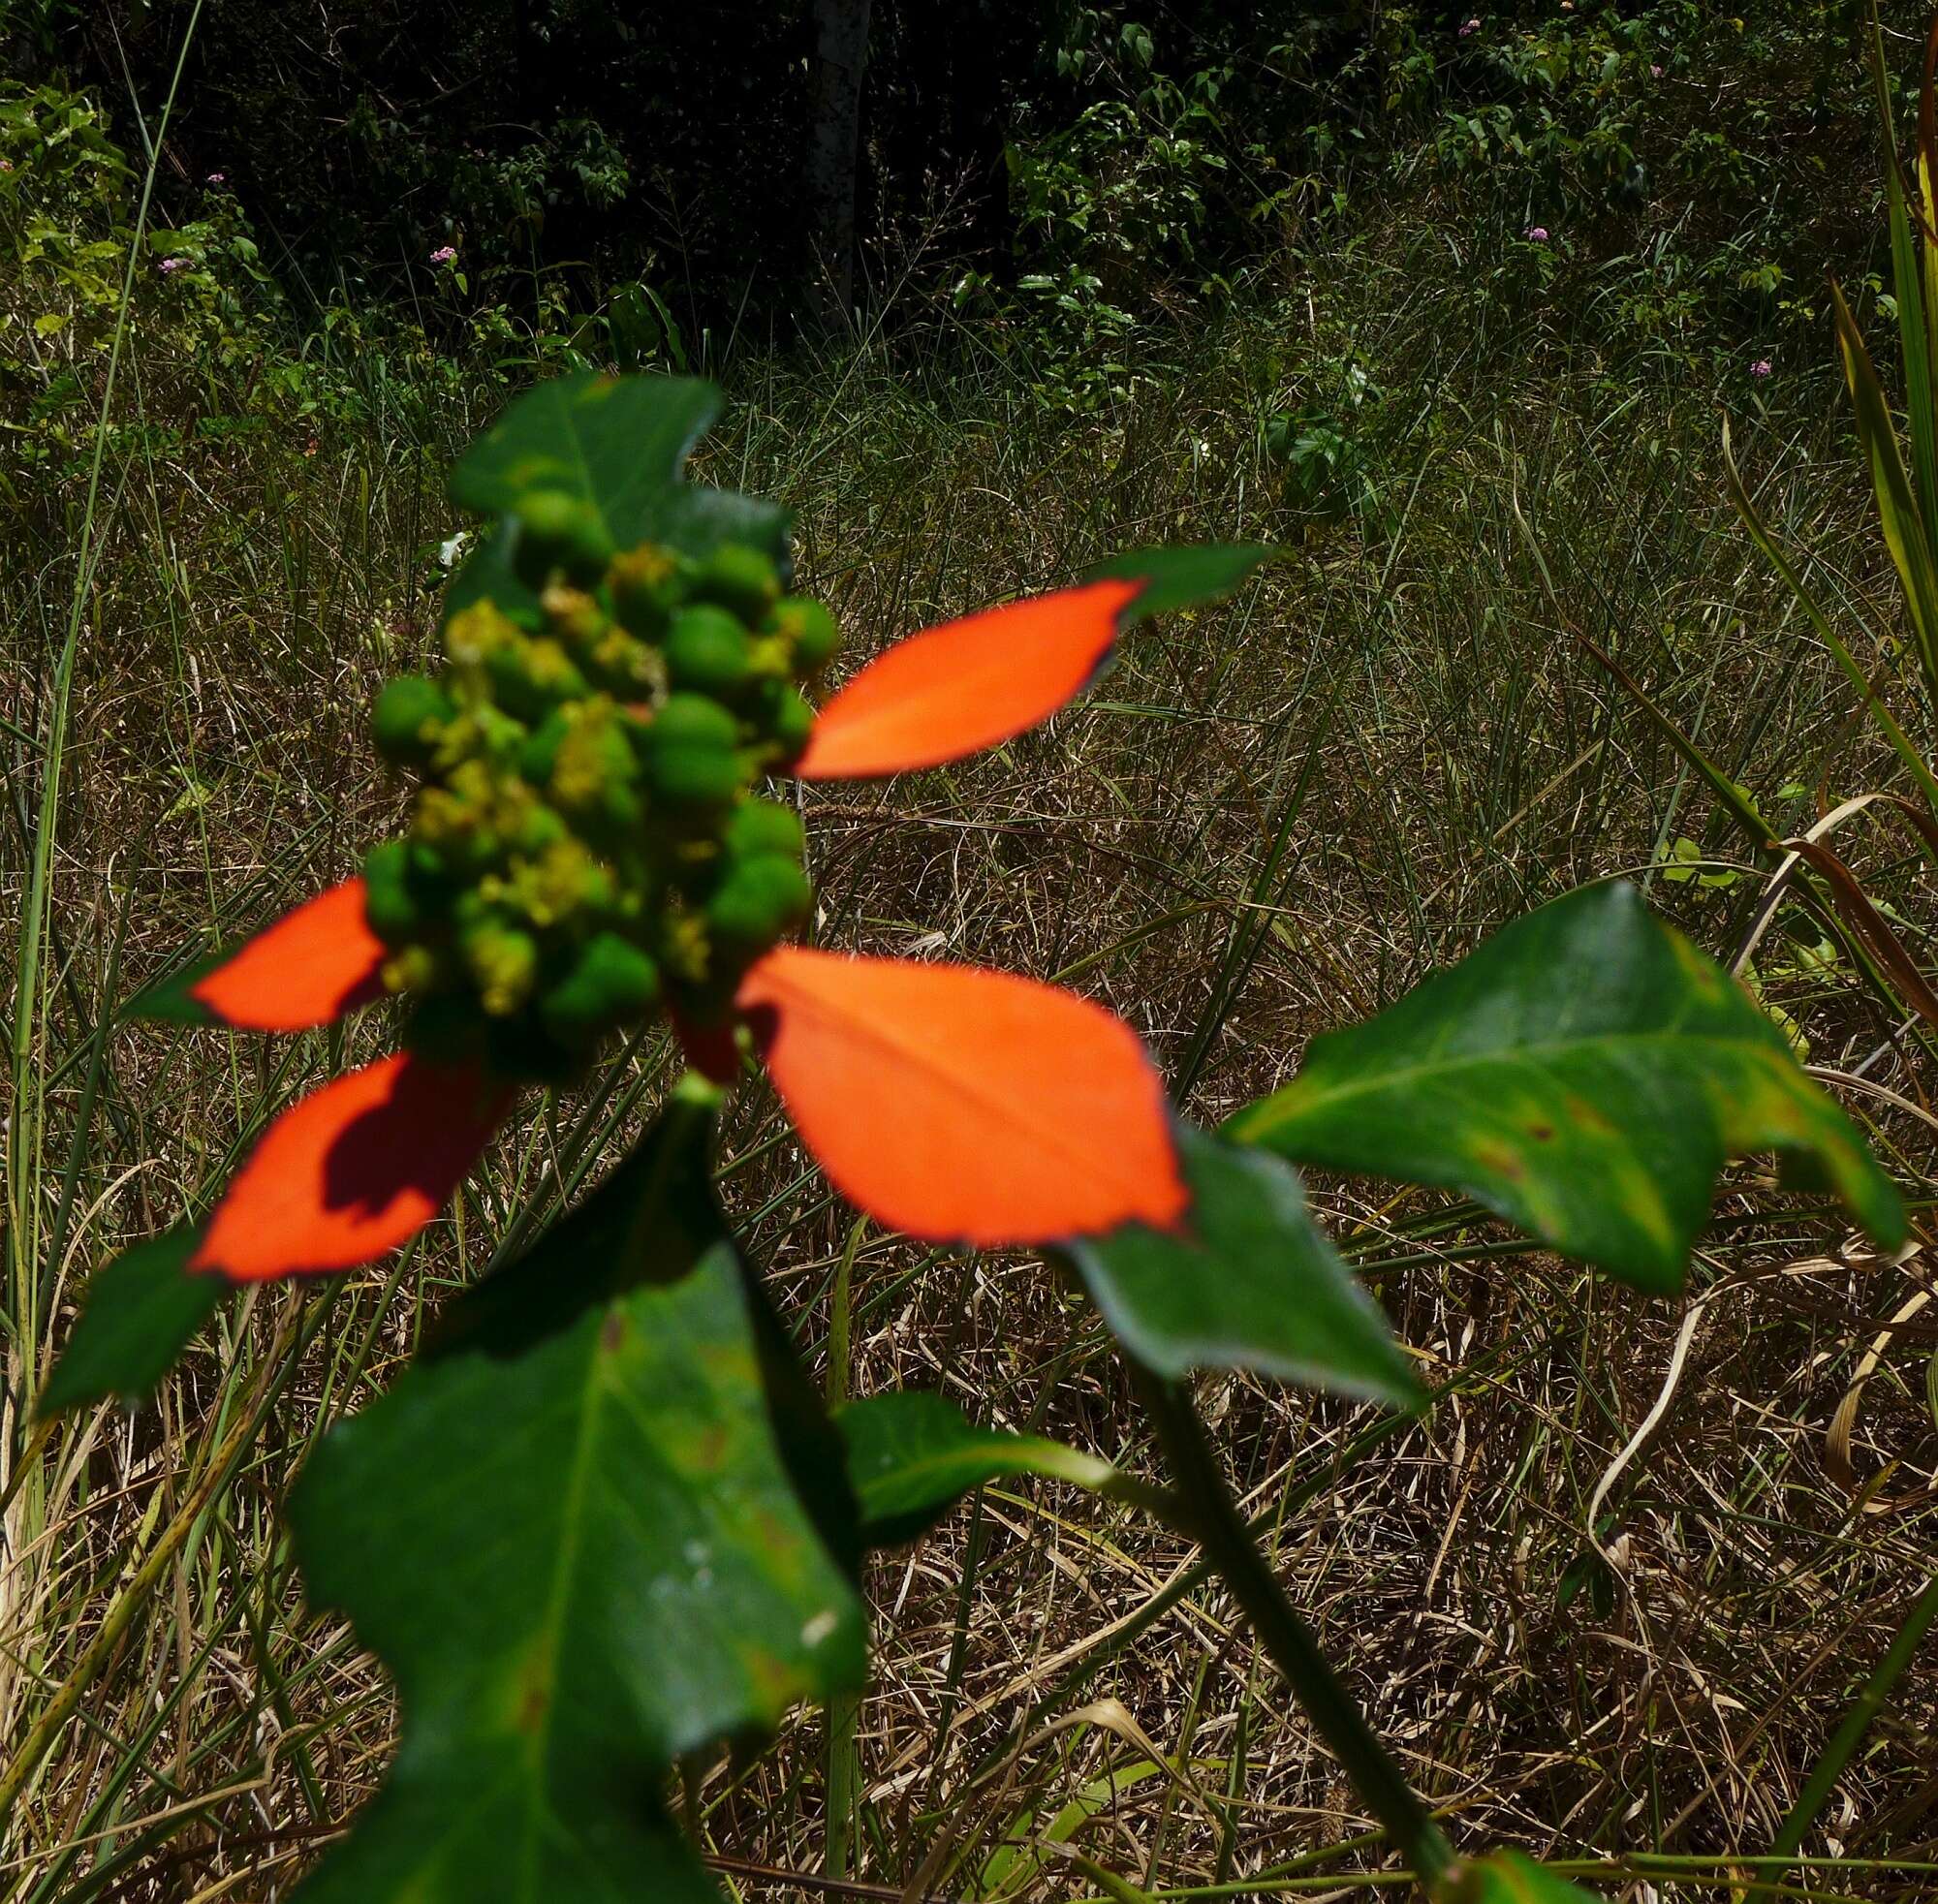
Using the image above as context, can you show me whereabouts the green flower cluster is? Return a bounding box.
[363,492,839,1079]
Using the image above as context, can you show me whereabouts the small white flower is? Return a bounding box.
[438,530,472,569]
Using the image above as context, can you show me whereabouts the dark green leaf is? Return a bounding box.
[122,953,223,1025]
[450,372,717,524]
[1450,1850,1604,1904]
[444,372,789,623]
[838,1389,1125,1546]
[736,1261,863,1576]
[1086,543,1277,621]
[1831,280,1938,699]
[290,1138,865,1901]
[1065,1125,1421,1407]
[1228,883,1904,1294]
[39,1229,223,1416]
[425,1080,723,1361]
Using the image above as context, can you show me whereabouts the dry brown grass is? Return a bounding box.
[8,273,1938,1903]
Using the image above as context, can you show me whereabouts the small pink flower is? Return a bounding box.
[1650,63,1664,78]
[1524,226,1550,243]
[0,159,14,173]
[429,244,457,266]
[1751,358,1772,379]
[206,171,226,185]
[1459,16,1481,36]
[157,256,189,275]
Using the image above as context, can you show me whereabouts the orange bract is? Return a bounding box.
[189,878,387,1030]
[794,577,1145,780]
[737,945,1186,1244]
[190,1053,510,1282]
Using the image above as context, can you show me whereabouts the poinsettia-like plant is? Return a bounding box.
[28,374,1905,1904]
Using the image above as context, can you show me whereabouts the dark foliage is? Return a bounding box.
[8,0,1929,349]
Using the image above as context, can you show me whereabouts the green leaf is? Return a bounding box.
[1864,15,1938,560]
[1228,883,1904,1294]
[289,1127,865,1902]
[838,1389,1129,1546]
[1723,417,1938,815]
[1064,1851,1161,1904]
[450,371,715,524]
[1087,543,1277,620]
[1832,281,1938,705]
[1449,1850,1604,1903]
[424,1079,725,1362]
[1661,836,1735,889]
[445,371,789,621]
[121,952,225,1025]
[39,1229,222,1416]
[1065,1125,1421,1407]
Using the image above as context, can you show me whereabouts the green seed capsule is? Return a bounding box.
[692,543,781,621]
[723,796,804,862]
[408,840,450,888]
[647,742,743,812]
[374,533,833,1083]
[519,708,570,787]
[361,839,422,945]
[706,854,813,957]
[641,693,743,810]
[513,489,614,589]
[541,583,607,651]
[773,596,841,676]
[608,543,686,637]
[664,603,755,698]
[650,692,740,751]
[541,931,662,1044]
[372,675,454,767]
[485,635,588,724]
[511,799,570,858]
[413,786,500,877]
[752,680,816,765]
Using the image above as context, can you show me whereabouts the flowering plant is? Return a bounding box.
[32,374,1902,1904]
[78,375,1267,1303]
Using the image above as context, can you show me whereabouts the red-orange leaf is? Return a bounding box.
[190,1053,510,1282]
[185,879,388,1030]
[737,946,1185,1244]
[794,577,1145,780]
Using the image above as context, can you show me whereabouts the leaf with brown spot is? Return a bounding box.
[288,1100,864,1903]
[1230,883,1902,1294]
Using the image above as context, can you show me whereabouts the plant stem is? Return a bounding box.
[1132,1367,1456,1896]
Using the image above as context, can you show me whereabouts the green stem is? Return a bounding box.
[1132,1368,1456,1896]
[0,1295,308,1830]
[1747,1570,1938,1904]
[825,1217,863,1882]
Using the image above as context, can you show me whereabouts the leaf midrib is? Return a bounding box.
[1241,1024,1781,1139]
[516,1320,610,1899]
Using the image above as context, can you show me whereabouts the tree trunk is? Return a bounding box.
[804,0,872,329]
